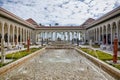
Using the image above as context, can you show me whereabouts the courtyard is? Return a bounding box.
[0,49,115,80]
[0,0,120,80]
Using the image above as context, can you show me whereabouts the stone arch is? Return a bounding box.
[18,27,21,43]
[14,26,17,45]
[100,26,102,41]
[103,25,106,44]
[21,28,23,42]
[10,24,13,44]
[117,20,120,43]
[28,30,30,39]
[24,29,27,43]
[4,22,8,42]
[107,24,111,44]
[118,20,120,27]
[112,22,117,38]
[89,30,92,40]
[94,28,96,42]
[96,27,99,42]
[118,20,120,43]
[27,30,29,39]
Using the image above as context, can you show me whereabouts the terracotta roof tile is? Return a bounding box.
[26,18,37,25]
[81,18,95,28]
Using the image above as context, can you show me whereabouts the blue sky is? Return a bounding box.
[0,0,120,26]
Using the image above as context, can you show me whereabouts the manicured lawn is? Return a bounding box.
[112,64,120,70]
[0,48,41,67]
[80,48,120,70]
[0,63,5,67]
[80,48,113,61]
[6,48,41,59]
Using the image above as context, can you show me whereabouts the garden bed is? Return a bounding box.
[80,48,120,70]
[92,44,100,48]
[0,48,41,68]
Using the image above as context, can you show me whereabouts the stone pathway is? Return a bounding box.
[0,49,115,80]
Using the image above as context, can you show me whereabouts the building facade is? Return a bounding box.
[0,6,120,47]
[86,6,120,46]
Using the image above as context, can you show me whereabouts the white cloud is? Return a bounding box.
[1,0,120,26]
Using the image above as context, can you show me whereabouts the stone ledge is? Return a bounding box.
[0,48,45,75]
[75,48,120,80]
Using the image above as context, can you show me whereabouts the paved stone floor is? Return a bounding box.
[0,49,115,80]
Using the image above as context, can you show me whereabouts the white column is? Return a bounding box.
[116,22,119,43]
[8,24,10,45]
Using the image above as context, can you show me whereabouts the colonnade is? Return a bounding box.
[35,31,83,42]
[87,20,120,45]
[0,21,32,46]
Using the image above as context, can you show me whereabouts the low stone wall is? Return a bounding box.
[75,48,120,80]
[0,48,45,75]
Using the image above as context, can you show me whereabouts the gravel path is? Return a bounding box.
[0,49,115,80]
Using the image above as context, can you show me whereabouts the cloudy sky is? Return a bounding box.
[0,0,120,26]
